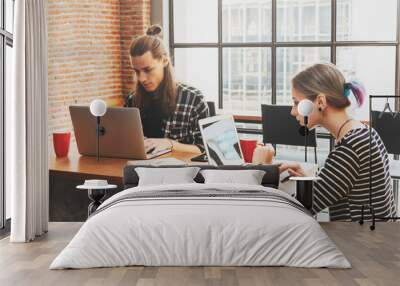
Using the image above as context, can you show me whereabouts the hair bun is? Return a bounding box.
[146,25,162,37]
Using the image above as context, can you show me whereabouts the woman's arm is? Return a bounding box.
[155,88,209,153]
[144,138,201,154]
[170,140,201,153]
[311,144,359,215]
[279,163,306,177]
[187,95,209,151]
[168,94,209,153]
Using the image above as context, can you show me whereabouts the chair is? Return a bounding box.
[207,101,216,116]
[371,111,400,212]
[261,104,317,163]
[371,111,400,155]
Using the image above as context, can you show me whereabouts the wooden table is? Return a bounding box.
[49,146,201,222]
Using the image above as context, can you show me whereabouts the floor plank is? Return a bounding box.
[0,222,399,286]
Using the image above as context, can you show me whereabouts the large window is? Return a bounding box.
[170,0,400,119]
[1,0,14,229]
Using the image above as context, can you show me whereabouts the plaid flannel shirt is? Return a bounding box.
[162,83,209,151]
[126,83,209,151]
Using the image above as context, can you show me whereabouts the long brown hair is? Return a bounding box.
[292,63,365,109]
[129,25,177,116]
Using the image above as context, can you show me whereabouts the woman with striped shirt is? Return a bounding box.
[279,63,396,221]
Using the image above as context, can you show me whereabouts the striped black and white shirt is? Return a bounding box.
[312,126,396,221]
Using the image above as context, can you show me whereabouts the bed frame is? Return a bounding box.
[123,164,280,189]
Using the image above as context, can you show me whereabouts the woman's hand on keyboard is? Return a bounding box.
[144,138,173,153]
[279,162,306,177]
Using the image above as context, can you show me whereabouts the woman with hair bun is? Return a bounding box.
[128,24,209,153]
[279,63,395,221]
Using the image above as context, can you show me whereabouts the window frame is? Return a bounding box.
[168,0,400,112]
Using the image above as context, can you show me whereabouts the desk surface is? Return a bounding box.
[391,160,400,179]
[49,146,202,178]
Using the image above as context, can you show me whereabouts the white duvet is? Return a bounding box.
[50,183,350,269]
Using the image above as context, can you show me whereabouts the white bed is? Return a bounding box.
[50,183,350,269]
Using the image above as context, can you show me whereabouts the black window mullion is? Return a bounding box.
[174,41,398,47]
[5,36,11,46]
[168,0,175,65]
[271,0,276,105]
[331,0,336,65]
[218,0,223,109]
[335,41,398,46]
[174,43,219,48]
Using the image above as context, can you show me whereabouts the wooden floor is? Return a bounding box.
[0,222,399,286]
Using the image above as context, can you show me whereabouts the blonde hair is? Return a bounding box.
[129,25,177,116]
[292,63,365,108]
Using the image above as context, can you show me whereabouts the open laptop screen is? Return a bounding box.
[199,115,244,166]
[69,106,170,160]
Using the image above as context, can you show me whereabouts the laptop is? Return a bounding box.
[198,114,245,166]
[69,106,171,160]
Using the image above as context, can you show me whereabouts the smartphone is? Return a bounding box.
[190,153,208,162]
[146,147,156,154]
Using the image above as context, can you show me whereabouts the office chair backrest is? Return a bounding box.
[371,111,400,155]
[207,101,216,116]
[261,104,317,147]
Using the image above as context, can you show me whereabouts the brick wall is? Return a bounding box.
[120,0,151,95]
[47,0,151,136]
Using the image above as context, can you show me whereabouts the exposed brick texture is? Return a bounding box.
[120,0,151,95]
[47,0,150,138]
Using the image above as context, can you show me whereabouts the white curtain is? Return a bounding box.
[9,0,49,242]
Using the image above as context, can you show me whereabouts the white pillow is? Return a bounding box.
[200,169,266,185]
[135,167,200,186]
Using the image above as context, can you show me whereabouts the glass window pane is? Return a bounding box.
[174,48,218,104]
[174,0,218,43]
[337,0,397,41]
[336,46,396,120]
[223,47,271,114]
[222,0,272,43]
[5,44,13,219]
[277,0,331,42]
[276,47,330,105]
[6,0,15,33]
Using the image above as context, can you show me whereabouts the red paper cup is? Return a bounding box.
[239,139,258,163]
[53,132,71,157]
